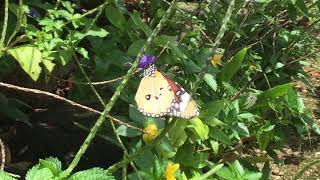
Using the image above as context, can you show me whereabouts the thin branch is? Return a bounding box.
[0,137,5,170]
[0,82,143,132]
[6,0,23,46]
[59,0,178,177]
[0,0,9,49]
[192,0,235,93]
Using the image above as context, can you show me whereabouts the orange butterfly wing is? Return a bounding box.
[161,73,199,119]
[135,71,175,117]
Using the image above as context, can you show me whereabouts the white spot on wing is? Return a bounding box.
[179,93,190,112]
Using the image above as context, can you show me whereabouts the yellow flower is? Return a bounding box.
[142,124,159,143]
[211,54,223,67]
[165,162,180,180]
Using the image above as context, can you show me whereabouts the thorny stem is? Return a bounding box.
[192,0,235,93]
[59,0,178,177]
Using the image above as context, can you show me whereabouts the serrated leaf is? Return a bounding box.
[69,167,115,180]
[26,167,54,180]
[39,157,62,176]
[105,6,126,31]
[204,73,217,91]
[8,45,42,81]
[219,48,247,82]
[129,105,145,125]
[116,125,141,137]
[130,12,152,36]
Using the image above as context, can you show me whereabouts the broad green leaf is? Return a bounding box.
[260,83,294,98]
[116,125,141,137]
[204,73,217,91]
[168,120,187,147]
[8,45,42,81]
[209,127,232,145]
[210,140,219,154]
[286,88,304,113]
[257,123,275,150]
[232,160,244,176]
[216,167,237,179]
[26,166,54,180]
[199,100,225,120]
[187,118,209,140]
[157,138,177,158]
[69,167,115,180]
[243,171,263,180]
[130,12,152,36]
[127,39,146,56]
[0,171,17,180]
[42,58,55,72]
[175,143,209,168]
[58,49,73,66]
[105,6,126,31]
[219,48,247,82]
[295,0,309,16]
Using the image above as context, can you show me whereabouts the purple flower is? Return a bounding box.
[138,54,156,69]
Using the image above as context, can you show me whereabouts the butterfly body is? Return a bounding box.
[135,64,199,119]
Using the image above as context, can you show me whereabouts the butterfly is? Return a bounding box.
[135,55,199,119]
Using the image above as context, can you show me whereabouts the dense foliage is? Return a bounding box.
[0,0,320,179]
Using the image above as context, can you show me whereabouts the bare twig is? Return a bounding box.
[0,137,5,170]
[0,82,143,132]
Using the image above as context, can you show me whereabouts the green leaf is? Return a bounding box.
[8,45,42,81]
[168,120,188,147]
[295,0,309,16]
[286,88,304,113]
[68,167,115,180]
[175,143,209,168]
[86,27,109,37]
[42,58,55,72]
[58,49,73,66]
[210,140,219,154]
[232,160,244,176]
[257,123,275,150]
[209,127,232,145]
[116,125,141,137]
[0,171,17,180]
[75,47,89,60]
[130,12,152,36]
[204,73,217,91]
[129,105,145,126]
[216,167,237,179]
[127,39,146,56]
[219,48,247,82]
[105,6,126,31]
[187,117,209,140]
[199,100,225,120]
[26,166,54,180]
[39,157,62,176]
[259,83,294,98]
[243,171,263,180]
